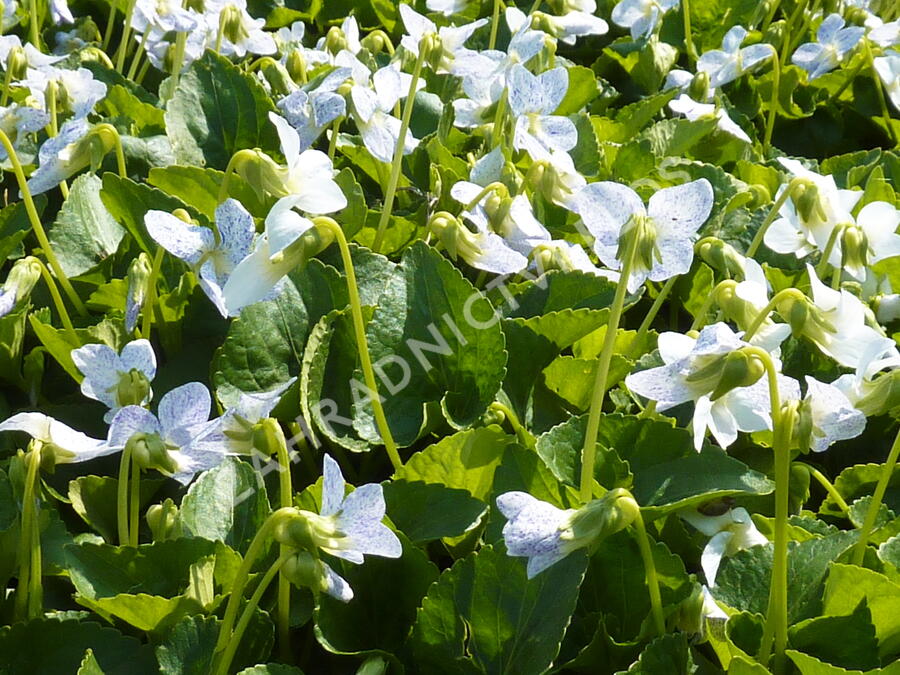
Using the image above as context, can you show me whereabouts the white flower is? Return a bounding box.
[625,323,801,450]
[730,257,792,354]
[792,14,865,80]
[399,4,486,74]
[668,94,751,143]
[763,158,861,261]
[50,0,74,23]
[426,0,469,15]
[349,65,420,164]
[535,9,609,45]
[107,383,225,485]
[0,412,112,463]
[22,66,107,120]
[530,240,619,280]
[802,376,866,452]
[697,26,775,88]
[496,491,579,578]
[203,378,297,454]
[508,64,577,159]
[870,21,900,49]
[572,179,714,293]
[0,104,49,166]
[26,117,92,196]
[611,0,680,41]
[0,35,64,71]
[873,50,900,110]
[145,199,256,317]
[311,454,402,601]
[839,201,900,281]
[132,0,199,35]
[204,0,276,58]
[680,506,768,586]
[71,340,157,423]
[277,87,347,152]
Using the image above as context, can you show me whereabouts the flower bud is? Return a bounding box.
[6,45,28,81]
[792,179,826,224]
[851,369,900,418]
[619,212,660,275]
[708,350,766,401]
[128,432,179,475]
[480,406,505,427]
[696,237,745,278]
[688,71,710,103]
[763,20,787,50]
[286,49,308,84]
[147,498,183,541]
[259,58,295,98]
[794,397,814,453]
[282,551,332,594]
[250,417,284,458]
[325,26,348,56]
[4,256,42,305]
[845,7,869,26]
[840,224,868,273]
[220,4,250,45]
[361,31,392,55]
[172,209,193,224]
[562,488,640,549]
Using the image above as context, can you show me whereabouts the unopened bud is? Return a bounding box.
[6,45,28,81]
[4,256,42,305]
[763,20,787,50]
[282,551,334,595]
[845,7,869,26]
[361,31,389,54]
[563,488,640,549]
[147,498,183,541]
[128,432,179,475]
[221,4,250,45]
[325,26,348,56]
[840,224,868,273]
[260,58,294,98]
[793,180,825,224]
[286,49,308,84]
[688,71,710,102]
[697,237,744,277]
[708,349,766,400]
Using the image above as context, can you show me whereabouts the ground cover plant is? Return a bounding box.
[1,0,900,672]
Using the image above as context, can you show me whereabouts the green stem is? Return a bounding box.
[117,443,133,545]
[140,247,165,340]
[126,29,151,84]
[764,53,780,153]
[35,258,76,340]
[489,0,502,50]
[746,182,796,258]
[742,288,805,342]
[797,463,850,517]
[748,347,789,673]
[317,219,402,471]
[0,129,87,316]
[215,553,291,675]
[114,0,138,73]
[215,11,226,55]
[489,401,531,447]
[371,42,427,254]
[682,0,696,63]
[27,0,38,47]
[815,223,843,280]
[14,445,41,621]
[272,421,293,663]
[688,281,729,332]
[129,457,140,547]
[101,3,116,51]
[218,149,256,204]
[27,472,42,618]
[327,117,341,161]
[779,0,808,66]
[167,31,188,98]
[851,427,900,565]
[628,277,678,357]
[491,87,508,150]
[95,123,128,178]
[0,62,12,108]
[213,509,295,660]
[464,181,506,211]
[866,40,899,146]
[632,506,666,636]
[761,0,782,32]
[579,235,637,503]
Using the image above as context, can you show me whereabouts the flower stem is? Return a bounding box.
[796,463,850,518]
[217,149,256,204]
[631,506,666,636]
[95,123,128,178]
[371,42,427,254]
[488,401,531,447]
[317,219,402,471]
[35,258,77,340]
[215,553,291,675]
[747,347,790,674]
[742,288,805,342]
[761,0,782,32]
[815,223,843,280]
[117,443,133,545]
[14,445,41,621]
[115,0,138,73]
[628,276,678,357]
[865,40,899,147]
[0,129,87,316]
[682,0,696,63]
[327,118,342,161]
[129,456,140,547]
[489,0,502,51]
[746,182,796,258]
[779,0,807,66]
[270,420,294,663]
[213,508,295,663]
[764,54,780,153]
[491,87,508,150]
[127,29,151,82]
[101,4,116,51]
[851,426,900,565]
[140,247,165,340]
[27,0,38,47]
[0,62,13,106]
[579,235,636,503]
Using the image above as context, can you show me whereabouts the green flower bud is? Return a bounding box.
[127,252,153,294]
[147,498,183,541]
[696,237,745,278]
[840,224,869,272]
[129,432,179,475]
[688,71,710,103]
[795,396,814,453]
[220,4,250,45]
[793,179,826,224]
[286,49,308,85]
[852,369,900,418]
[5,257,42,304]
[249,417,284,458]
[361,31,390,55]
[562,488,640,550]
[6,45,28,81]
[172,209,193,224]
[234,149,291,201]
[845,7,869,26]
[282,550,331,593]
[619,212,660,275]
[324,26,348,56]
[259,58,295,98]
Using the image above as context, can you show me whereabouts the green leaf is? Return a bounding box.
[68,475,165,543]
[77,649,105,675]
[0,197,45,261]
[409,544,587,674]
[0,617,157,674]
[395,426,514,501]
[156,613,275,675]
[49,174,125,277]
[237,666,305,675]
[99,84,165,134]
[639,117,720,158]
[314,532,438,655]
[823,563,900,661]
[179,457,270,555]
[786,650,882,675]
[788,599,880,671]
[714,532,858,624]
[542,354,633,411]
[820,463,900,519]
[617,632,694,674]
[357,242,507,446]
[556,65,600,115]
[165,51,278,170]
[382,480,486,544]
[147,165,268,221]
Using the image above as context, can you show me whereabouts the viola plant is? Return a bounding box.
[0,0,900,673]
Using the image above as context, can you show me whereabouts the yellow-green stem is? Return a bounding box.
[682,0,696,63]
[491,87,508,150]
[14,445,41,621]
[798,464,850,517]
[117,443,133,545]
[761,0,782,32]
[742,288,805,342]
[27,473,42,618]
[214,11,226,55]
[27,0,38,47]
[127,29,152,84]
[0,63,12,106]
[36,259,76,340]
[371,43,427,253]
[317,219,402,470]
[215,553,291,675]
[218,149,256,204]
[0,129,87,316]
[746,182,796,257]
[272,421,293,662]
[851,426,900,565]
[95,123,128,178]
[764,54,780,153]
[140,247,165,340]
[628,276,678,357]
[327,117,341,160]
[815,223,843,280]
[779,0,807,66]
[489,0,502,50]
[101,4,116,51]
[632,506,666,636]
[489,401,531,447]
[579,235,637,503]
[115,0,138,73]
[129,457,140,546]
